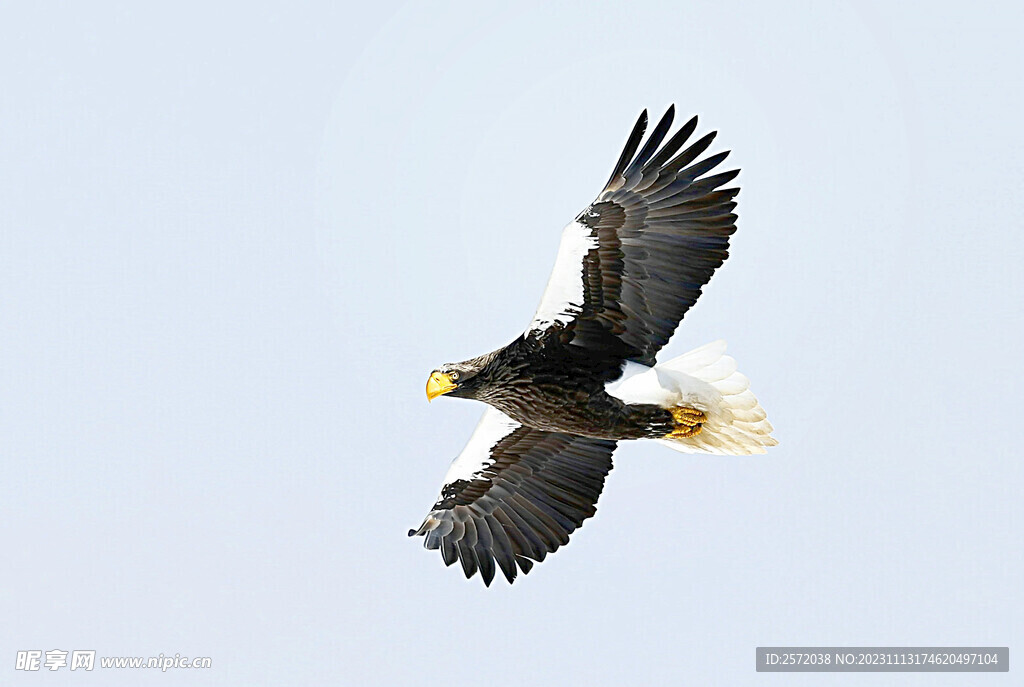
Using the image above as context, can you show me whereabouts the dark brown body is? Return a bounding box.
[450,331,675,440]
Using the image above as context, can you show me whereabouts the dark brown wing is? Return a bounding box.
[529,105,739,367]
[409,408,617,586]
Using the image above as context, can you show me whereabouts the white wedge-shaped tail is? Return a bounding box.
[605,340,777,455]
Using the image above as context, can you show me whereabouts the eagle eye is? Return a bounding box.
[449,371,460,381]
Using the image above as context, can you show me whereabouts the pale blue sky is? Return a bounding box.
[2,1,1021,685]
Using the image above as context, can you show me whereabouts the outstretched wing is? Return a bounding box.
[409,408,617,586]
[530,105,739,366]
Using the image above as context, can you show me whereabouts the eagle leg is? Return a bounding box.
[666,406,706,439]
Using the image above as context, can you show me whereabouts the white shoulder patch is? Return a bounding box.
[527,219,598,332]
[441,407,521,485]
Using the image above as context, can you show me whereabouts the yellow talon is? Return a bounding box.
[668,425,703,439]
[670,406,706,424]
[667,406,706,439]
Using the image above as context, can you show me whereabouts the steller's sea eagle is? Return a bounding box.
[409,105,776,585]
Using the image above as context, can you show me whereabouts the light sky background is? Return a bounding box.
[1,1,1021,685]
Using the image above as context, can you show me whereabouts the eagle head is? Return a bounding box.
[425,353,496,402]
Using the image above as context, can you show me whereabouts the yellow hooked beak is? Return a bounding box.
[426,371,457,402]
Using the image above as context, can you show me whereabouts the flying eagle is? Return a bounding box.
[409,105,776,585]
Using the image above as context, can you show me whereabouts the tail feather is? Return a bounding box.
[654,340,776,455]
